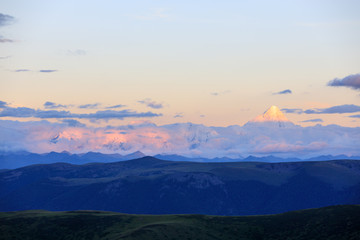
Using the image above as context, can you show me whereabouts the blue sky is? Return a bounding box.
[0,0,360,128]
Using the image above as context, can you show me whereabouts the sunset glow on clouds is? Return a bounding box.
[0,102,359,158]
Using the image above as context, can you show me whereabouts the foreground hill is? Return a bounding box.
[1,157,360,215]
[1,205,359,240]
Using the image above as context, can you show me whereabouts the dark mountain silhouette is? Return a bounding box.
[1,157,360,215]
[1,150,359,169]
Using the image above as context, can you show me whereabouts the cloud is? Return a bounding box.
[349,114,360,118]
[1,118,359,158]
[174,113,183,118]
[301,118,323,123]
[44,101,68,109]
[61,119,86,127]
[39,70,57,73]
[0,105,161,120]
[0,101,8,108]
[35,110,73,118]
[281,108,303,114]
[67,49,86,56]
[0,56,11,59]
[0,13,14,26]
[0,107,36,118]
[81,110,162,119]
[304,104,360,114]
[106,104,126,109]
[138,99,163,109]
[0,37,14,43]
[210,90,231,96]
[78,103,101,109]
[0,14,15,43]
[274,89,292,95]
[14,69,30,72]
[327,73,360,90]
[283,105,360,115]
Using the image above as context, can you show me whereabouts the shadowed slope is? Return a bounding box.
[1,157,360,215]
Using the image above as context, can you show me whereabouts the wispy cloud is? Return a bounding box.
[39,70,57,73]
[44,101,68,109]
[82,110,161,119]
[138,98,163,109]
[349,114,360,118]
[0,56,11,59]
[283,105,360,115]
[106,104,126,109]
[210,90,231,96]
[174,113,183,118]
[301,118,323,123]
[0,13,14,26]
[281,108,303,114]
[0,100,8,108]
[274,89,292,95]
[78,103,101,109]
[0,37,14,43]
[14,69,30,72]
[0,13,15,43]
[328,73,360,90]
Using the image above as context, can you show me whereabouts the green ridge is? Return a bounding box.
[1,205,359,240]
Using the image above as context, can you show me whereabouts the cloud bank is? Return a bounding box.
[282,104,360,115]
[0,119,359,158]
[0,101,162,120]
[0,100,359,158]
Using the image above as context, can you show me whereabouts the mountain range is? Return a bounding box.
[1,157,360,215]
[1,150,359,169]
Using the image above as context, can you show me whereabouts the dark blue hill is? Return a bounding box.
[1,157,360,215]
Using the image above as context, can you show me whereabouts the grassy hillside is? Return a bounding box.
[1,205,359,240]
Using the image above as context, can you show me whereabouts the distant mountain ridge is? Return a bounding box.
[1,150,359,169]
[1,157,360,215]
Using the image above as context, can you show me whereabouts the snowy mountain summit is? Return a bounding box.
[246,106,295,128]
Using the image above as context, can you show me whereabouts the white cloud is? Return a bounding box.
[0,120,359,158]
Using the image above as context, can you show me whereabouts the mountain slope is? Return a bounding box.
[1,157,360,215]
[1,205,360,240]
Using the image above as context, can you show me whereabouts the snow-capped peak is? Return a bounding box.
[251,106,290,123]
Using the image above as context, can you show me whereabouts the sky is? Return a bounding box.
[0,1,360,157]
